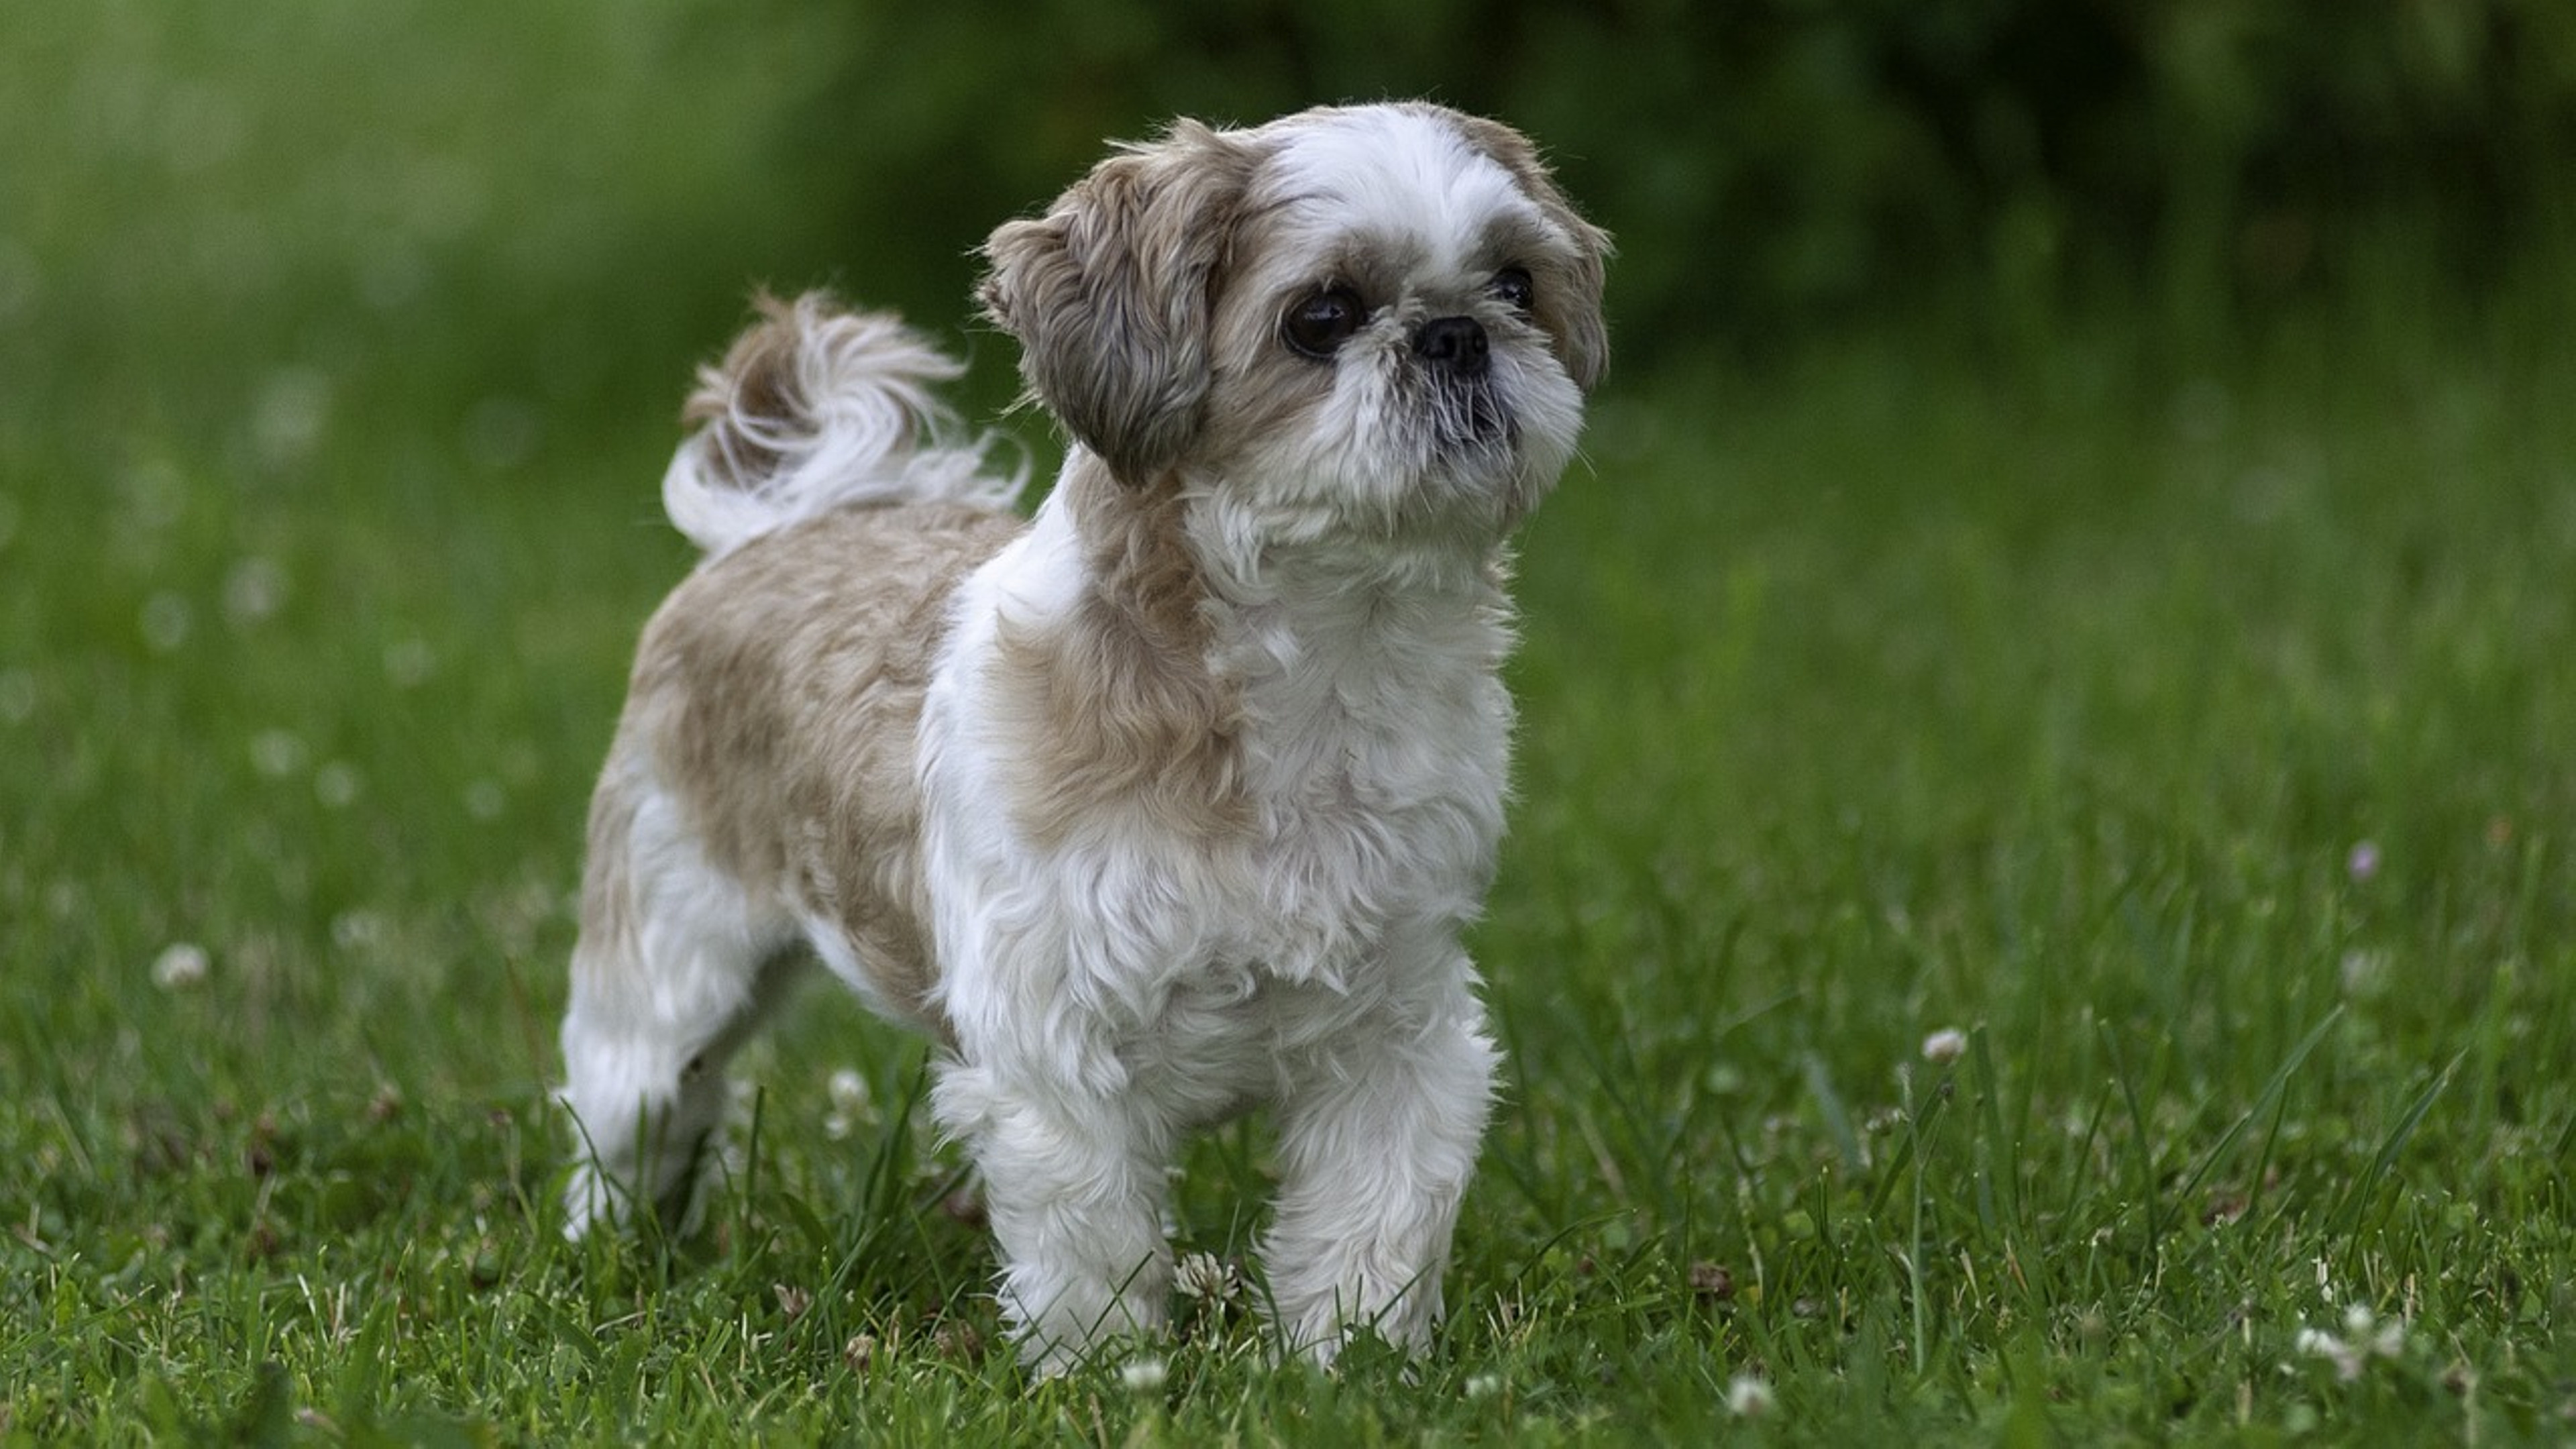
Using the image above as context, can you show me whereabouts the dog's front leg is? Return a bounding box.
[935,1058,1173,1373]
[1261,957,1499,1362]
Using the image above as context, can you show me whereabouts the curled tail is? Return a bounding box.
[661,292,1024,557]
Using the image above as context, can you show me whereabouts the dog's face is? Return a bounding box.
[980,103,1609,543]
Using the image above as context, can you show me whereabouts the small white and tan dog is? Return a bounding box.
[557,101,1608,1370]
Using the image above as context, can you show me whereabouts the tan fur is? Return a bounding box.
[990,455,1248,848]
[573,749,645,982]
[605,501,1022,1037]
[978,121,1263,484]
[678,294,806,490]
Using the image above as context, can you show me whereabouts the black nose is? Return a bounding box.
[1414,316,1489,376]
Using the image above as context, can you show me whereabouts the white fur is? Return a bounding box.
[559,752,798,1239]
[1265,107,1537,280]
[661,294,1023,557]
[557,103,1601,1375]
[918,491,1513,1366]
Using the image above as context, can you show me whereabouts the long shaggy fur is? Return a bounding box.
[556,101,1608,1377]
[661,293,1022,557]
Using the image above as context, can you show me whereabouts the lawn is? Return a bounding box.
[5,8,2574,1444]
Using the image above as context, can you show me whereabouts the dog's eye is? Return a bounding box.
[1489,268,1536,315]
[1283,287,1367,358]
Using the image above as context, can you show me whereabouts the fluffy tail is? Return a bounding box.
[661,292,1023,557]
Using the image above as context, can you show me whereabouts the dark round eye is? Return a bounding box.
[1489,267,1536,315]
[1283,286,1367,358]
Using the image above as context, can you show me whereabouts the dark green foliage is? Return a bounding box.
[765,1,2576,357]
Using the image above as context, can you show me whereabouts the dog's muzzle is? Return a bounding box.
[1411,317,1513,460]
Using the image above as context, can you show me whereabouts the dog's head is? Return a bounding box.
[980,103,1609,544]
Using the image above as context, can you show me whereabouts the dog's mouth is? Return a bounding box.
[1426,372,1515,451]
[1333,376,1529,542]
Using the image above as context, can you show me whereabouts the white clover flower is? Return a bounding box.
[1173,1250,1239,1303]
[330,911,386,951]
[1464,1373,1503,1399]
[384,639,435,688]
[1921,1028,1968,1065]
[2296,1326,2363,1383]
[2339,950,2390,997]
[250,729,309,778]
[824,1068,873,1140]
[2345,1303,2406,1360]
[253,368,331,467]
[223,557,286,625]
[1724,1373,1774,1417]
[140,593,192,653]
[315,762,361,808]
[0,668,34,724]
[1119,1356,1168,1393]
[2295,1303,2406,1383]
[152,942,211,989]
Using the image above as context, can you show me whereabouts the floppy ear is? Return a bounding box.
[979,121,1257,484]
[1446,109,1614,394]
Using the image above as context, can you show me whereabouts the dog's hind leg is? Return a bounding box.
[558,759,797,1239]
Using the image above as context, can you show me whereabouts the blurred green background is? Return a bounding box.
[8,0,2571,446]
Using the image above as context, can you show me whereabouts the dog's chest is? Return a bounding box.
[1212,592,1514,976]
[1116,657,1507,1118]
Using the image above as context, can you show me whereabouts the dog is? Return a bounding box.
[557,100,1609,1371]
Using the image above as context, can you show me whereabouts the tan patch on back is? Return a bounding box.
[620,500,1022,1038]
[991,458,1250,849]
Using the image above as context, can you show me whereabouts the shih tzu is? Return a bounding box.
[557,100,1609,1371]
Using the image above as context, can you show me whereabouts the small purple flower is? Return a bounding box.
[2346,841,2381,884]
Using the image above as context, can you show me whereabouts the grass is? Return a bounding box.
[6,7,2576,1444]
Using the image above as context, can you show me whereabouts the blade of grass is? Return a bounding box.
[2325,1050,2467,1239]
[1805,1052,1864,1177]
[2099,1022,2163,1263]
[2158,1007,2342,1239]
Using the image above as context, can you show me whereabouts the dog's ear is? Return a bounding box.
[1445,109,1614,395]
[979,121,1256,485]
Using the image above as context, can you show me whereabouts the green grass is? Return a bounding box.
[6,8,2576,1444]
